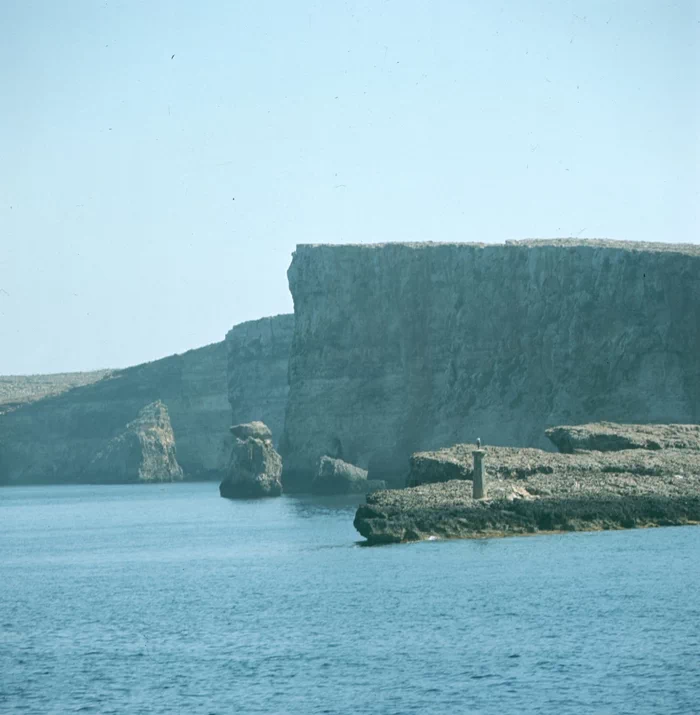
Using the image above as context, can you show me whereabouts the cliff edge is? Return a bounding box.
[282,240,700,488]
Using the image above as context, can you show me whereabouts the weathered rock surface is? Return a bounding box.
[282,240,700,488]
[407,442,700,486]
[546,422,700,453]
[226,315,294,447]
[0,370,111,415]
[83,401,184,483]
[310,455,386,495]
[231,421,273,441]
[355,443,700,544]
[219,422,283,498]
[0,341,230,484]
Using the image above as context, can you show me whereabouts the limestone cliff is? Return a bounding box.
[0,342,230,484]
[226,315,294,446]
[282,239,700,488]
[0,314,295,486]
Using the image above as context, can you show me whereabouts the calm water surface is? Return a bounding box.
[1,483,699,715]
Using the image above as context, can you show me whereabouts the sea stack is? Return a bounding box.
[82,400,184,483]
[219,421,283,499]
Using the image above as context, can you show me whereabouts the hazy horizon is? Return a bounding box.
[2,0,698,375]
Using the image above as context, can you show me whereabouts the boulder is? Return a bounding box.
[82,401,184,483]
[545,422,700,453]
[230,421,273,441]
[311,456,385,495]
[220,422,282,498]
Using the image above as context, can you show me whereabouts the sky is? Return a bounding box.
[1,0,698,375]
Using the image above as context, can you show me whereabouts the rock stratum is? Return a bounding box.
[283,240,700,487]
[354,433,700,544]
[545,422,700,453]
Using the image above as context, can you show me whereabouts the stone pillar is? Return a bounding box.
[472,449,486,499]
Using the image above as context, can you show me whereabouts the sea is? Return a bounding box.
[1,482,699,715]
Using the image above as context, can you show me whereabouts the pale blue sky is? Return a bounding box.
[1,0,698,375]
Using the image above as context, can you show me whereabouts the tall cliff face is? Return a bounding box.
[0,342,230,484]
[226,315,294,446]
[282,240,700,488]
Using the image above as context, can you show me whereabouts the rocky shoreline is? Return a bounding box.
[354,426,700,544]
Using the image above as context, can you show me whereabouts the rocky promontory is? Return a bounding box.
[354,427,700,544]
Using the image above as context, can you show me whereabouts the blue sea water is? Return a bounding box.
[1,483,699,715]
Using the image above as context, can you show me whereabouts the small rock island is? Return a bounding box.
[354,423,700,545]
[219,421,283,499]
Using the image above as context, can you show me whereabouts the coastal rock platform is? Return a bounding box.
[355,442,700,544]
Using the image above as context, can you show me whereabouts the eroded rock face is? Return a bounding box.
[283,240,700,487]
[226,315,294,448]
[0,315,293,485]
[546,422,700,453]
[82,401,184,483]
[0,341,230,484]
[310,455,385,495]
[219,422,283,499]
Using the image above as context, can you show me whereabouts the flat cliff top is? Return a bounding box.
[295,238,700,256]
[0,370,112,414]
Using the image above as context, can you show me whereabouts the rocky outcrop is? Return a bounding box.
[310,456,386,495]
[355,440,700,544]
[354,480,700,545]
[407,442,700,485]
[83,401,184,483]
[226,315,294,447]
[0,314,295,486]
[546,422,700,453]
[408,449,472,486]
[219,422,283,498]
[283,240,700,488]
